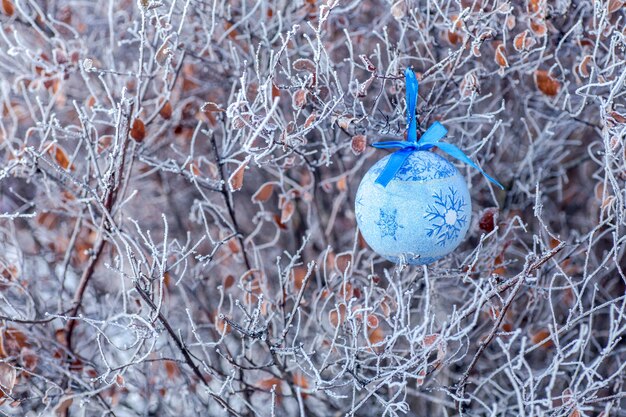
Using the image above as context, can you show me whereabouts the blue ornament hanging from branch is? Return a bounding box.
[355,68,504,265]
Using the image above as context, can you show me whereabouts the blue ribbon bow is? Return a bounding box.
[371,68,504,190]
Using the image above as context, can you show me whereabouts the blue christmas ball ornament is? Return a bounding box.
[355,68,504,265]
[355,151,471,265]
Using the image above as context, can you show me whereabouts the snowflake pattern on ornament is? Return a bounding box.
[370,152,456,182]
[376,208,403,240]
[424,187,467,246]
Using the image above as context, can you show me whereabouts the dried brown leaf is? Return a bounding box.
[1,0,14,16]
[293,89,307,109]
[252,182,274,203]
[271,83,280,100]
[228,158,249,192]
[159,101,173,119]
[479,207,499,232]
[53,394,73,417]
[293,58,316,73]
[447,30,461,45]
[368,327,385,345]
[130,118,146,142]
[535,70,560,96]
[164,360,179,378]
[155,42,171,66]
[514,30,535,51]
[304,112,317,128]
[280,200,295,224]
[608,0,624,13]
[577,55,592,78]
[201,101,224,113]
[495,44,508,67]
[50,144,74,170]
[337,115,355,130]
[530,18,547,36]
[530,329,554,348]
[359,54,376,72]
[351,135,367,154]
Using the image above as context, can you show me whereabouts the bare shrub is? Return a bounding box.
[1,0,625,416]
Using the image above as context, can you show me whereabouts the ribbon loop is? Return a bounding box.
[371,68,504,190]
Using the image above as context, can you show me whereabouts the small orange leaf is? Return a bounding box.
[273,213,287,230]
[447,30,461,45]
[608,0,624,13]
[351,135,367,154]
[227,237,240,254]
[336,176,348,192]
[495,44,508,67]
[50,144,74,170]
[159,101,173,119]
[293,89,307,109]
[228,158,249,192]
[164,360,180,378]
[1,0,14,16]
[280,200,295,224]
[335,253,352,273]
[514,30,535,52]
[291,266,307,290]
[530,18,547,36]
[303,112,317,128]
[214,312,230,334]
[368,327,385,345]
[528,0,544,13]
[366,315,379,329]
[130,118,146,142]
[223,275,235,289]
[252,182,274,203]
[329,304,347,328]
[531,329,554,348]
[577,55,592,78]
[271,83,280,100]
[535,70,560,96]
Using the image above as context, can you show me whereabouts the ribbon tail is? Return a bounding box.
[405,68,418,143]
[435,142,505,190]
[375,148,412,187]
[371,141,411,149]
